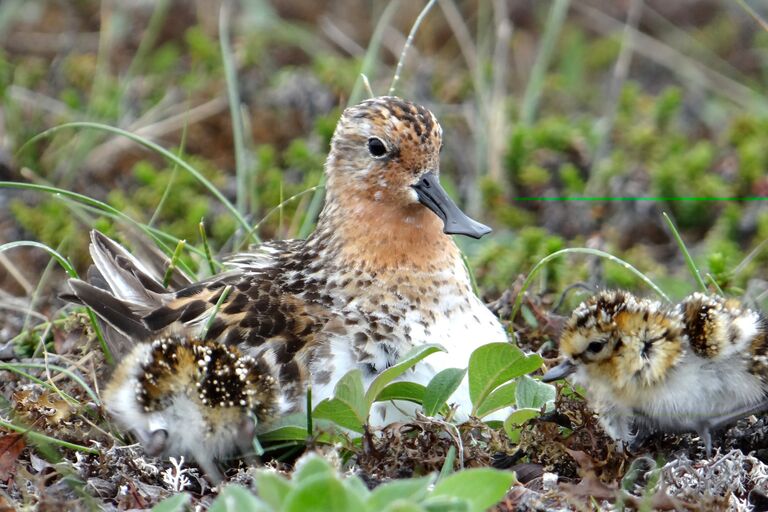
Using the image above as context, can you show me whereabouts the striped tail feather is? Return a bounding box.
[65,230,180,358]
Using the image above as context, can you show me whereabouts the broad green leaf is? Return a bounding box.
[423,368,466,417]
[343,475,370,504]
[474,381,516,419]
[382,501,428,512]
[253,471,291,510]
[422,496,471,512]
[515,375,556,410]
[313,369,367,432]
[313,398,365,433]
[468,343,543,413]
[431,468,515,512]
[367,475,433,510]
[209,485,270,512]
[256,412,308,442]
[365,344,445,406]
[334,369,368,420]
[283,474,365,512]
[503,408,541,440]
[375,382,426,404]
[151,493,191,512]
[293,454,334,483]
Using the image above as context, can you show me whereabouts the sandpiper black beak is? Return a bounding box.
[412,171,491,239]
[541,359,576,382]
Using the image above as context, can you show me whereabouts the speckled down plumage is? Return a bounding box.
[67,96,508,478]
[544,290,768,454]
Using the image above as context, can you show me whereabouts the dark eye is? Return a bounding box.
[367,137,388,158]
[587,341,604,354]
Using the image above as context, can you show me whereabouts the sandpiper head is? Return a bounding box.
[543,290,685,393]
[325,96,490,239]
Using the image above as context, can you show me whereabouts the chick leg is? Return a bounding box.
[696,398,768,457]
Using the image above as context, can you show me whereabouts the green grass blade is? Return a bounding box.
[0,241,77,277]
[163,239,186,288]
[662,212,707,292]
[243,185,321,248]
[220,1,252,219]
[0,363,80,405]
[6,362,101,405]
[0,240,114,364]
[18,122,254,239]
[705,273,725,296]
[510,247,670,321]
[0,418,99,455]
[0,180,208,280]
[199,219,217,275]
[519,0,570,126]
[200,285,232,339]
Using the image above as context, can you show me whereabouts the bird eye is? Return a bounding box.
[587,341,604,354]
[367,137,388,158]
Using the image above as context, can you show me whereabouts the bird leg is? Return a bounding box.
[696,398,768,457]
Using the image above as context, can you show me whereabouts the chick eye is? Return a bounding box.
[367,137,388,158]
[586,341,604,354]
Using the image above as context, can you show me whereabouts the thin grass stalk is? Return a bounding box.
[389,0,437,95]
[300,1,401,239]
[220,1,252,221]
[9,362,101,405]
[510,248,671,322]
[0,363,80,405]
[199,219,217,275]
[705,274,725,296]
[0,241,114,364]
[662,212,707,293]
[519,0,571,126]
[0,419,99,454]
[734,0,768,32]
[201,285,232,339]
[588,0,642,193]
[19,122,254,238]
[149,114,188,226]
[163,239,186,288]
[243,186,321,249]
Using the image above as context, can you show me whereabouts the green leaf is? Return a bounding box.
[293,454,334,483]
[256,412,308,442]
[365,344,445,407]
[515,375,556,410]
[382,501,428,512]
[313,369,367,432]
[375,382,426,404]
[503,408,541,439]
[343,475,370,504]
[423,368,466,417]
[209,485,270,512]
[313,398,365,433]
[422,496,470,512]
[151,493,191,512]
[283,474,366,512]
[474,381,516,419]
[468,343,543,414]
[367,476,433,510]
[253,471,291,510]
[431,468,516,512]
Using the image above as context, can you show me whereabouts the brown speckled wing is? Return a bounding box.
[140,241,330,401]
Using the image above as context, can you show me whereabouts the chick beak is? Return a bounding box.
[541,359,576,382]
[412,171,491,239]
